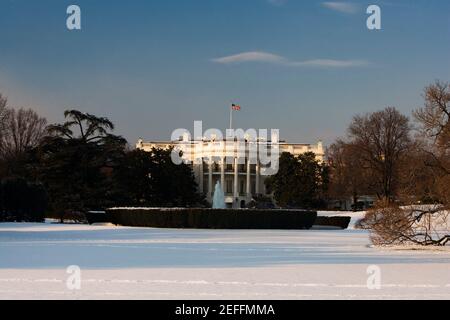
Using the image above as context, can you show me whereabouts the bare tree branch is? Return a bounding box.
[0,107,47,160]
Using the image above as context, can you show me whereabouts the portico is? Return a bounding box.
[202,155,262,208]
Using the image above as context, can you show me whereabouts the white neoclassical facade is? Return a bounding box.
[136,137,324,208]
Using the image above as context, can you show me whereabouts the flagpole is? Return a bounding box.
[229,106,233,130]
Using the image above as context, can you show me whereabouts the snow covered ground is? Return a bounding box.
[0,219,449,300]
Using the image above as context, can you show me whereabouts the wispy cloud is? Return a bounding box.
[212,52,287,65]
[290,59,368,68]
[212,51,369,68]
[321,2,359,14]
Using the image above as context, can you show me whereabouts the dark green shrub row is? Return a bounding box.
[0,178,47,222]
[314,216,351,229]
[84,211,108,224]
[94,208,318,230]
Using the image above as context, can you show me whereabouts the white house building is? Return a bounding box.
[136,137,324,208]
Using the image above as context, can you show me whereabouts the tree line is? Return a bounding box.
[261,80,449,246]
[1,80,449,246]
[327,81,450,246]
[0,99,204,222]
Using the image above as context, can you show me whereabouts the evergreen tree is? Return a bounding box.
[265,152,328,209]
[37,110,126,221]
[112,148,204,207]
[111,149,154,206]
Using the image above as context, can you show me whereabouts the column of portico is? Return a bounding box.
[246,158,251,200]
[199,157,204,193]
[255,160,260,195]
[220,157,225,192]
[208,157,213,201]
[233,157,239,206]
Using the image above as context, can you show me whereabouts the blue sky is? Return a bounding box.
[0,0,449,145]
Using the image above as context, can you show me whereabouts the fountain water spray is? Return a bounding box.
[212,181,226,209]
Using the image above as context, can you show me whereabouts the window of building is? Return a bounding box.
[226,179,233,194]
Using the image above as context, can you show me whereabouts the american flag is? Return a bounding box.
[231,104,241,111]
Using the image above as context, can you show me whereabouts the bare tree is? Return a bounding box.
[0,108,47,160]
[414,81,450,151]
[362,82,450,246]
[328,140,371,210]
[364,203,449,246]
[347,107,412,201]
[413,82,450,206]
[0,93,7,135]
[362,146,450,246]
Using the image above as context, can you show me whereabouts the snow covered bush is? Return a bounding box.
[363,203,450,246]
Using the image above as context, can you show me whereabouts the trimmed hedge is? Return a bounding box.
[314,216,351,229]
[92,208,318,230]
[84,211,108,224]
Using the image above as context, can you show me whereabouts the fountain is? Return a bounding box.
[212,181,226,209]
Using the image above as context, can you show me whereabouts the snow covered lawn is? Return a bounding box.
[0,221,449,300]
